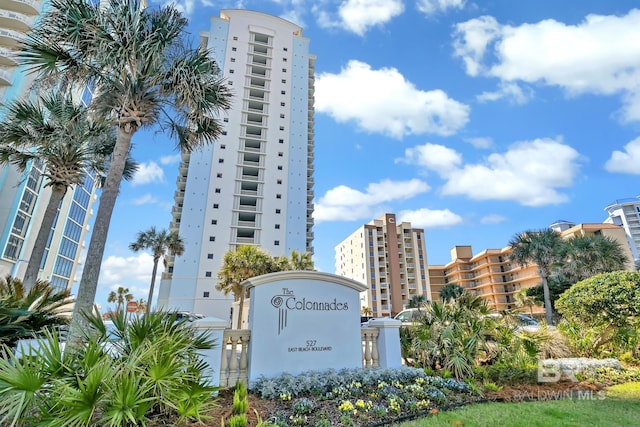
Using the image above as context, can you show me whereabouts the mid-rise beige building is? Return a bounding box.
[428,222,634,313]
[335,213,431,317]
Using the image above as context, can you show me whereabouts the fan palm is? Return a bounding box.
[509,229,564,324]
[107,286,133,313]
[216,246,278,329]
[129,227,185,309]
[0,275,72,348]
[563,234,628,281]
[439,283,465,302]
[0,93,121,293]
[20,0,231,330]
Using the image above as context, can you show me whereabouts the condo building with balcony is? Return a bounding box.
[0,0,99,292]
[604,197,640,264]
[335,213,431,317]
[428,222,634,312]
[157,10,315,319]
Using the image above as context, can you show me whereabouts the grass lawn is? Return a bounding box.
[397,382,640,427]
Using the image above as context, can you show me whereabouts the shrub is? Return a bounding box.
[0,310,217,426]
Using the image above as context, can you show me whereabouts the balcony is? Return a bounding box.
[176,176,186,189]
[0,9,34,32]
[0,46,17,66]
[0,28,23,47]
[0,67,12,86]
[7,0,40,14]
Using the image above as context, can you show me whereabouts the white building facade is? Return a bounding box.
[604,197,640,264]
[157,10,315,319]
[335,213,431,318]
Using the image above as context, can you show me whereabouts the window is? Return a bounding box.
[278,152,283,157]
[279,139,284,143]
[277,165,283,170]
[233,36,238,40]
[283,47,288,51]
[281,79,286,84]
[230,58,235,62]
[215,188,221,193]
[209,236,215,242]
[222,131,227,135]
[218,159,224,163]
[281,90,286,95]
[280,102,285,107]
[223,118,229,122]
[274,240,280,246]
[277,179,282,184]
[211,219,217,224]
[205,272,212,277]
[203,291,210,297]
[275,224,280,229]
[213,204,219,209]
[217,173,222,178]
[283,57,287,62]
[229,69,234,74]
[207,253,213,259]
[276,194,282,199]
[276,209,281,214]
[232,47,237,51]
[282,68,286,72]
[280,113,285,118]
[279,126,284,131]
[228,81,233,85]
[220,144,226,149]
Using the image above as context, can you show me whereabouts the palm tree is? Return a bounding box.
[408,294,428,308]
[514,288,537,317]
[0,93,118,292]
[0,275,73,348]
[216,246,279,329]
[107,286,133,313]
[288,250,315,271]
[509,229,564,324]
[20,0,231,331]
[563,235,628,281]
[135,298,147,314]
[129,227,185,309]
[439,283,465,302]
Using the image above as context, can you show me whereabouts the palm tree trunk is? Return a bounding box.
[147,257,159,311]
[541,275,553,325]
[69,125,134,341]
[237,289,246,329]
[22,186,67,292]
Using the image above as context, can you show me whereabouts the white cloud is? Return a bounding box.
[131,194,158,205]
[159,154,181,165]
[315,60,470,138]
[99,252,158,302]
[398,207,463,228]
[402,138,582,206]
[398,142,462,176]
[480,214,508,224]
[132,161,165,186]
[464,136,493,149]
[319,0,404,36]
[476,82,533,105]
[453,10,640,121]
[314,178,430,222]
[417,0,465,16]
[605,137,640,175]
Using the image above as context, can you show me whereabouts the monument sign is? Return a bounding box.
[244,271,367,385]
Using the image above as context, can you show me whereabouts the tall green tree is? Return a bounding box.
[129,227,185,309]
[216,246,278,329]
[562,234,628,281]
[288,250,315,271]
[0,275,72,348]
[107,286,133,313]
[20,0,231,333]
[439,283,465,302]
[0,93,119,292]
[509,229,564,324]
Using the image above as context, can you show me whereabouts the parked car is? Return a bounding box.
[485,313,541,333]
[393,308,427,326]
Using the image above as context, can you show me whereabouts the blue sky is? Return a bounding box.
[83,0,640,311]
